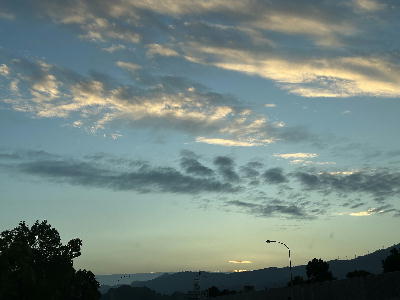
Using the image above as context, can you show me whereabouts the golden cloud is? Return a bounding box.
[228,260,253,264]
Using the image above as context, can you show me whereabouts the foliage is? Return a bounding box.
[208,286,221,297]
[346,270,371,278]
[101,285,186,300]
[306,258,334,282]
[207,286,237,297]
[288,275,305,286]
[382,248,400,273]
[0,220,100,300]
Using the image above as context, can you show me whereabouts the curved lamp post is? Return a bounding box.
[266,240,293,297]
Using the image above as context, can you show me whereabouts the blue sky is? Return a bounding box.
[1,0,400,274]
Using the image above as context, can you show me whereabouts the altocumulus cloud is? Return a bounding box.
[2,0,400,99]
[2,149,400,218]
[226,200,313,219]
[180,150,214,177]
[0,150,238,194]
[0,56,305,147]
[294,170,400,200]
[214,156,240,182]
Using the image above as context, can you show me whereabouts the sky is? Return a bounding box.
[1,0,400,275]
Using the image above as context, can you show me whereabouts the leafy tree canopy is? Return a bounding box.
[346,270,371,279]
[289,275,305,286]
[382,248,400,273]
[0,220,100,300]
[306,258,334,282]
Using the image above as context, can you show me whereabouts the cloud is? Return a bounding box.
[102,44,126,53]
[274,153,318,159]
[183,44,400,97]
[2,149,399,218]
[350,208,381,216]
[338,205,397,217]
[239,161,263,179]
[263,168,287,184]
[289,160,336,166]
[227,200,312,219]
[0,64,10,76]
[294,169,400,200]
[180,150,214,177]
[0,149,59,160]
[0,11,14,20]
[0,150,238,194]
[116,61,142,71]
[195,137,274,147]
[353,0,386,11]
[264,103,276,108]
[228,260,252,264]
[214,156,240,182]
[1,56,292,145]
[322,171,358,175]
[146,44,179,57]
[3,0,400,98]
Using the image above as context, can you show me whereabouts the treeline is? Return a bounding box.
[289,250,400,287]
[0,221,100,300]
[100,285,186,300]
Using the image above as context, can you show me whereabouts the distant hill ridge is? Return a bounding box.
[129,243,400,294]
[97,272,164,286]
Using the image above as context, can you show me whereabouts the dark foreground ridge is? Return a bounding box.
[101,271,400,300]
[217,271,400,300]
[121,243,400,294]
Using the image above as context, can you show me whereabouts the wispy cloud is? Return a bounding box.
[338,205,396,217]
[1,56,295,146]
[102,44,126,53]
[294,169,400,201]
[265,103,276,108]
[0,11,14,20]
[195,137,274,147]
[146,43,179,57]
[289,160,336,166]
[116,61,142,71]
[2,0,399,98]
[320,171,358,175]
[228,260,252,264]
[227,200,314,219]
[0,150,238,194]
[274,153,318,159]
[2,149,399,218]
[353,0,386,12]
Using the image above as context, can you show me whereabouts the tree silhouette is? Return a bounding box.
[0,220,100,300]
[289,275,305,286]
[346,270,371,278]
[382,248,400,273]
[206,286,236,297]
[306,258,334,282]
[207,286,221,297]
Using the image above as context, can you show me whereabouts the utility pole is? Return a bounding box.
[266,240,293,300]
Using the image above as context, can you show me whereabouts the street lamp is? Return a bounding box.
[265,240,293,292]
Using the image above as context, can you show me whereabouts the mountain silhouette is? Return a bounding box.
[128,243,399,294]
[96,273,163,286]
